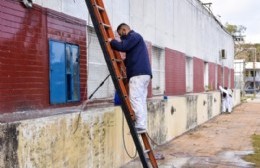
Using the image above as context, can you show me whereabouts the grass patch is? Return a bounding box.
[241,95,254,102]
[243,134,260,167]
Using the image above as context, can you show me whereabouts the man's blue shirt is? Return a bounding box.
[110,30,152,79]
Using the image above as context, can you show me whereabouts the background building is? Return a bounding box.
[244,62,260,93]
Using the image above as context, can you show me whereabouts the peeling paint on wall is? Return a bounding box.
[207,94,213,119]
[0,123,19,168]
[16,109,118,168]
[186,95,198,129]
[147,100,167,145]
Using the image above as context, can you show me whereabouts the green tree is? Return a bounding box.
[225,23,246,36]
[225,23,247,58]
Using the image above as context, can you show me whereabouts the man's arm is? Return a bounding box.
[110,34,141,52]
[219,86,229,95]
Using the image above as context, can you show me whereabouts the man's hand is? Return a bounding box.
[108,38,113,42]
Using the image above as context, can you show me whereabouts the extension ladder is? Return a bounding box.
[85,0,158,167]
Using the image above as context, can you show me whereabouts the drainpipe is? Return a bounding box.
[222,59,224,87]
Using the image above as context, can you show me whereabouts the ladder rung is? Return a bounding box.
[112,58,123,62]
[100,23,111,29]
[95,5,105,11]
[144,149,151,154]
[116,76,127,80]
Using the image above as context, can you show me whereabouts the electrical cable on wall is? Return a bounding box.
[122,113,137,159]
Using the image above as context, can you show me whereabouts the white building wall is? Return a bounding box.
[128,0,234,69]
[34,0,88,20]
[245,62,260,69]
[33,0,234,68]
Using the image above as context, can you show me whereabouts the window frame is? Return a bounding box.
[49,39,81,104]
[204,62,209,91]
[151,46,165,96]
[186,56,193,93]
[87,27,114,99]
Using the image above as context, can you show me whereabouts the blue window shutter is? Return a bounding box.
[66,44,80,102]
[49,40,66,104]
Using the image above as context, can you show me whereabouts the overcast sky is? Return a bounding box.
[200,0,260,43]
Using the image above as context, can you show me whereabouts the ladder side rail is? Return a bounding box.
[141,134,158,167]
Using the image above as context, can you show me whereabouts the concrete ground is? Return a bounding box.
[123,94,260,168]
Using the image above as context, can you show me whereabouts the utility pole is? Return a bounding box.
[248,48,256,97]
[243,60,246,97]
[253,48,256,97]
[222,60,224,87]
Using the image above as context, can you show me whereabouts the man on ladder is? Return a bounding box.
[109,23,152,133]
[85,1,158,166]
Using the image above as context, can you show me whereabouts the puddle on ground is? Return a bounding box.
[163,150,255,168]
[122,150,255,168]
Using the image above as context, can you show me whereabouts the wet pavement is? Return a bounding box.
[122,94,260,168]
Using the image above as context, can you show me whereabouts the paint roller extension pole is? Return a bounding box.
[88,74,111,99]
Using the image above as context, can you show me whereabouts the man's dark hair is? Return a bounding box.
[222,87,227,98]
[117,23,129,32]
[222,92,227,98]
